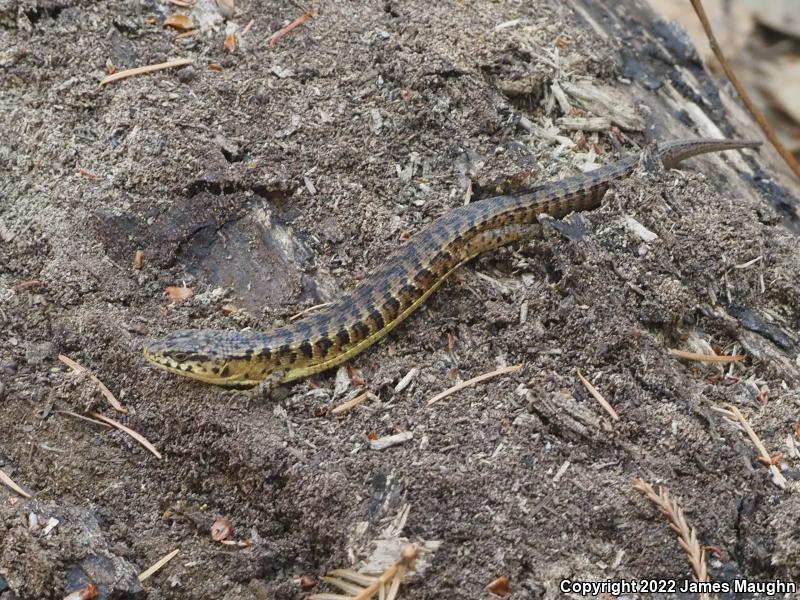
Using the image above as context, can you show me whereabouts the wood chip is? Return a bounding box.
[89,412,162,459]
[485,575,511,597]
[58,354,128,414]
[138,548,180,582]
[212,306,235,321]
[347,364,366,387]
[576,369,619,421]
[369,431,413,450]
[211,517,233,541]
[394,367,419,393]
[77,167,101,181]
[427,364,522,406]
[557,116,611,132]
[165,286,193,303]
[0,467,31,499]
[99,58,194,86]
[215,0,235,18]
[163,15,194,30]
[224,32,237,53]
[669,348,745,363]
[623,215,659,242]
[331,391,370,415]
[132,250,145,270]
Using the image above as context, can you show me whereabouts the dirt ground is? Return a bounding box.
[2,0,800,598]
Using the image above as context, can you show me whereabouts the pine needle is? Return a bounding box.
[58,354,127,413]
[576,369,619,421]
[99,58,194,86]
[0,467,31,499]
[89,412,163,459]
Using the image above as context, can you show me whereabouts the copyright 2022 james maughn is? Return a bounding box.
[560,578,797,596]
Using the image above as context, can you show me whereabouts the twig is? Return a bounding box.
[427,365,522,406]
[58,354,128,413]
[290,301,332,321]
[689,0,800,179]
[331,391,369,415]
[668,348,744,364]
[576,369,619,421]
[0,468,31,499]
[632,479,710,593]
[89,412,163,460]
[712,403,787,488]
[269,9,318,48]
[99,58,194,86]
[138,548,180,582]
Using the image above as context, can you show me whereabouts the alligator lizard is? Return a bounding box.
[144,138,760,386]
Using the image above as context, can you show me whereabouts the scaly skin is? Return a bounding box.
[144,138,760,386]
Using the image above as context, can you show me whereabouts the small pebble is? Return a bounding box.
[0,362,14,375]
[176,66,197,83]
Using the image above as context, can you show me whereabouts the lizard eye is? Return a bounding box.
[172,352,188,362]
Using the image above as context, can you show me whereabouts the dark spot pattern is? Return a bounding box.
[369,310,385,330]
[352,321,370,339]
[382,296,401,316]
[299,340,313,359]
[315,337,334,357]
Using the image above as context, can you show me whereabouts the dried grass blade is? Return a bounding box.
[427,365,522,406]
[0,468,31,499]
[89,412,163,459]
